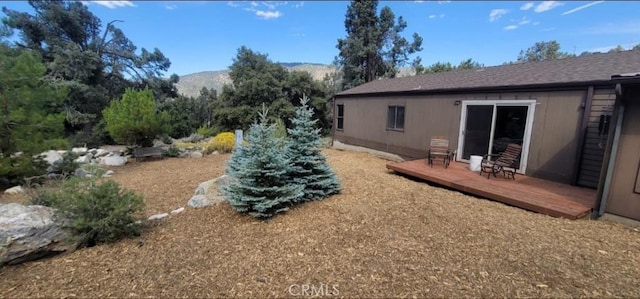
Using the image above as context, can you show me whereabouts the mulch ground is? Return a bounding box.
[1,149,639,298]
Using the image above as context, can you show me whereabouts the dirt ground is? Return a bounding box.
[1,148,639,298]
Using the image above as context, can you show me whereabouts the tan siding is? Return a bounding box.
[577,88,615,188]
[335,89,586,184]
[605,87,640,220]
[526,91,584,183]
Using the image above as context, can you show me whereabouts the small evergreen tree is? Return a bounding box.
[224,105,303,218]
[102,87,170,147]
[286,95,341,202]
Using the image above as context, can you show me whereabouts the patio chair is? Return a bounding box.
[479,143,522,180]
[427,136,451,168]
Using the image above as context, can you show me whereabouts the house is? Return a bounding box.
[332,50,640,222]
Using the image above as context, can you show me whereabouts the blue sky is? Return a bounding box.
[2,1,640,76]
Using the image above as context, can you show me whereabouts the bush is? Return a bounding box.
[163,146,182,157]
[49,152,79,178]
[196,125,216,138]
[29,174,146,247]
[204,132,235,154]
[103,87,170,147]
[0,155,48,186]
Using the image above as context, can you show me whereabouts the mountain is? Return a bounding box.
[175,63,416,98]
[175,63,337,98]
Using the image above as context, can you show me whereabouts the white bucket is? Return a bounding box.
[469,155,483,172]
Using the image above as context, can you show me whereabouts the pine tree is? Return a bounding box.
[286,95,341,202]
[224,105,303,218]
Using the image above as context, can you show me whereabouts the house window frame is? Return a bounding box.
[387,105,405,131]
[336,104,344,131]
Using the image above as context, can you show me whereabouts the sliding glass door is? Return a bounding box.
[457,100,535,173]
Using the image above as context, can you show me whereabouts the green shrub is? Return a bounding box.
[103,87,170,147]
[29,174,146,247]
[163,146,182,157]
[49,152,79,178]
[0,155,48,186]
[196,125,216,138]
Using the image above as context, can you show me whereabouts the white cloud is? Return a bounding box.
[229,1,288,20]
[519,19,531,25]
[429,14,436,19]
[562,1,604,16]
[520,2,534,10]
[504,25,518,30]
[294,1,304,8]
[534,1,563,13]
[438,1,451,3]
[91,1,135,9]
[428,14,445,19]
[533,21,540,25]
[256,10,282,19]
[489,9,508,22]
[165,4,177,10]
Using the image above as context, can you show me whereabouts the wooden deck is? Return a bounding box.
[386,159,596,220]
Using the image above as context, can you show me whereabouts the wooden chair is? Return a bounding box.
[480,143,522,179]
[428,136,451,168]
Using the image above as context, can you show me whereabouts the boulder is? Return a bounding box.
[187,195,211,208]
[73,168,88,178]
[101,155,127,167]
[37,150,63,166]
[94,149,109,157]
[189,175,235,208]
[74,153,93,164]
[0,203,78,266]
[190,151,203,158]
[71,147,88,155]
[4,186,25,194]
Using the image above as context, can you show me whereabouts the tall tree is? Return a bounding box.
[213,46,331,133]
[2,1,177,145]
[0,45,67,155]
[0,45,68,185]
[516,40,575,62]
[336,0,422,90]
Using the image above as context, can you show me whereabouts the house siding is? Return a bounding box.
[605,86,640,220]
[335,89,587,184]
[576,88,616,188]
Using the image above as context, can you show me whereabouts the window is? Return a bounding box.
[336,104,344,130]
[387,106,405,130]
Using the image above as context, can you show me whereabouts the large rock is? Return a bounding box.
[71,147,88,155]
[75,153,93,164]
[190,151,203,158]
[0,203,78,266]
[37,150,63,166]
[188,175,235,208]
[4,186,24,194]
[100,154,127,166]
[94,149,109,157]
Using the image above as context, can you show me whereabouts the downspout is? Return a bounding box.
[593,83,625,218]
[572,86,594,185]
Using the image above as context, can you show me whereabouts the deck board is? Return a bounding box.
[386,159,596,220]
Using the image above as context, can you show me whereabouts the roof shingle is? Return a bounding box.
[337,50,640,96]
